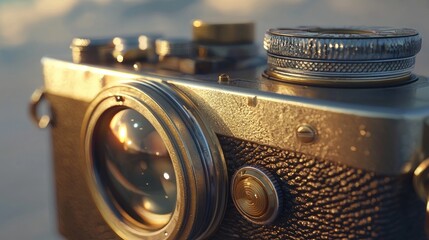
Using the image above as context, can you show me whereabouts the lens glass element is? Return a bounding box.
[94,108,176,230]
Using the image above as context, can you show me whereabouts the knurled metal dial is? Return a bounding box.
[264,27,421,60]
[263,27,422,86]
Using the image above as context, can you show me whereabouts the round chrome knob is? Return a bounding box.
[231,166,283,225]
[263,27,422,87]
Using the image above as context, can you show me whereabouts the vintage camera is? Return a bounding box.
[30,21,429,239]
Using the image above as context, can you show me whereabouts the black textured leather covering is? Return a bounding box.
[48,94,426,240]
[212,136,427,240]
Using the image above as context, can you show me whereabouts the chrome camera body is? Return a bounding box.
[30,22,429,240]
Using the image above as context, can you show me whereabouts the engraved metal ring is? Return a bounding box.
[263,26,422,86]
[264,27,421,60]
[267,54,416,77]
[82,81,228,240]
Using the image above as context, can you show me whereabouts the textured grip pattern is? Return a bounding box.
[212,136,427,240]
[264,28,421,60]
[263,27,421,81]
[267,54,415,75]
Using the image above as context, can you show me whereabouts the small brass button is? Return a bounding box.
[231,166,282,225]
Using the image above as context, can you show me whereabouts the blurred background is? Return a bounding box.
[1,0,429,239]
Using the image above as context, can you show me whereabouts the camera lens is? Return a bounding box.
[84,82,228,239]
[94,108,176,230]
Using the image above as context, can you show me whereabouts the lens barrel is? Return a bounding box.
[83,82,227,240]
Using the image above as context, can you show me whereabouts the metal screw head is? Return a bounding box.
[115,95,125,102]
[218,73,230,83]
[296,124,317,143]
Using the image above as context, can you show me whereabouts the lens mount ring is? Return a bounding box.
[82,81,227,240]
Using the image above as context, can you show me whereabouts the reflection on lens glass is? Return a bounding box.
[94,109,177,230]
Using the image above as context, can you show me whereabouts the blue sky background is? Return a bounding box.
[0,0,429,239]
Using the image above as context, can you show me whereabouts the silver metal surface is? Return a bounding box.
[42,58,429,174]
[267,54,415,77]
[263,69,415,87]
[82,81,227,239]
[29,88,53,129]
[264,27,421,60]
[263,27,422,85]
